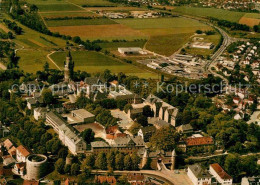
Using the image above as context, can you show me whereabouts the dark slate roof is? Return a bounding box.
[189,164,212,178]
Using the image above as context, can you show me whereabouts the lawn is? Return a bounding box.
[37,3,82,12]
[68,0,116,6]
[50,51,156,78]
[173,6,245,22]
[40,11,97,18]
[17,50,58,73]
[115,17,215,56]
[46,18,117,27]
[115,17,208,29]
[146,33,192,56]
[244,13,260,19]
[49,24,147,40]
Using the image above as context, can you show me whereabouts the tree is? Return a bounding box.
[124,104,133,113]
[76,95,91,108]
[149,126,180,151]
[42,88,54,105]
[196,30,203,34]
[136,115,148,127]
[115,153,124,170]
[55,158,65,174]
[131,153,140,170]
[107,151,115,169]
[253,25,259,33]
[80,128,95,144]
[124,154,132,170]
[95,152,107,170]
[64,164,71,174]
[224,154,241,182]
[71,163,80,175]
[117,99,128,111]
[58,148,68,159]
[142,105,154,117]
[82,154,95,168]
[43,62,49,72]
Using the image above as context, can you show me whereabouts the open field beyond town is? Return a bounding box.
[173,6,245,22]
[50,51,156,78]
[239,13,260,27]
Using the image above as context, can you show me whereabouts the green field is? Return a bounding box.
[26,0,66,5]
[40,11,97,18]
[68,0,116,6]
[17,50,58,73]
[173,6,245,22]
[46,18,117,27]
[244,13,260,19]
[115,17,208,29]
[37,3,82,12]
[50,51,155,78]
[115,17,214,56]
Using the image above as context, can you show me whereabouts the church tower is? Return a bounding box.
[171,149,176,171]
[64,51,72,83]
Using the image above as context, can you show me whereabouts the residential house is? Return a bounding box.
[4,139,13,151]
[13,162,26,176]
[3,155,16,166]
[187,164,212,185]
[16,145,32,162]
[185,136,214,152]
[209,163,232,185]
[176,124,193,135]
[26,97,43,110]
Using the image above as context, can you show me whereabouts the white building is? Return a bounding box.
[34,107,47,121]
[187,164,212,185]
[191,42,214,49]
[46,111,87,154]
[118,47,147,55]
[209,163,232,185]
[16,145,32,163]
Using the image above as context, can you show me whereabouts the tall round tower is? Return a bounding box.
[64,51,72,82]
[25,154,48,180]
[171,149,176,171]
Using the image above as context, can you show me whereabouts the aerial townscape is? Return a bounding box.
[0,0,260,184]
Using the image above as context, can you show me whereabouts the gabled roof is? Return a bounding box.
[210,163,232,180]
[95,175,116,185]
[128,173,145,181]
[4,139,13,150]
[140,126,156,134]
[84,77,105,85]
[17,145,31,157]
[23,180,39,185]
[189,164,212,178]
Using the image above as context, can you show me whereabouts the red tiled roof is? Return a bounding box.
[186,137,214,146]
[65,178,70,185]
[4,139,13,150]
[95,175,117,185]
[16,162,26,169]
[106,126,119,134]
[210,163,232,180]
[17,145,31,157]
[8,146,16,156]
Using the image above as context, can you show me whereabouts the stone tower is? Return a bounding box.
[171,149,176,171]
[64,51,72,82]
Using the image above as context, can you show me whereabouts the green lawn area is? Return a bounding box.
[50,51,156,78]
[99,40,147,51]
[46,18,117,27]
[26,0,67,5]
[146,33,192,56]
[244,13,260,19]
[173,6,245,22]
[40,11,97,18]
[68,0,116,6]
[37,3,82,12]
[17,50,58,73]
[115,17,208,29]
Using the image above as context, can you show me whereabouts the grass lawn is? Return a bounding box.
[99,40,147,51]
[17,50,58,73]
[146,33,192,56]
[68,0,116,6]
[173,6,245,22]
[50,51,156,78]
[244,13,260,19]
[115,17,208,29]
[46,18,117,27]
[49,24,147,40]
[40,11,98,18]
[37,3,82,12]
